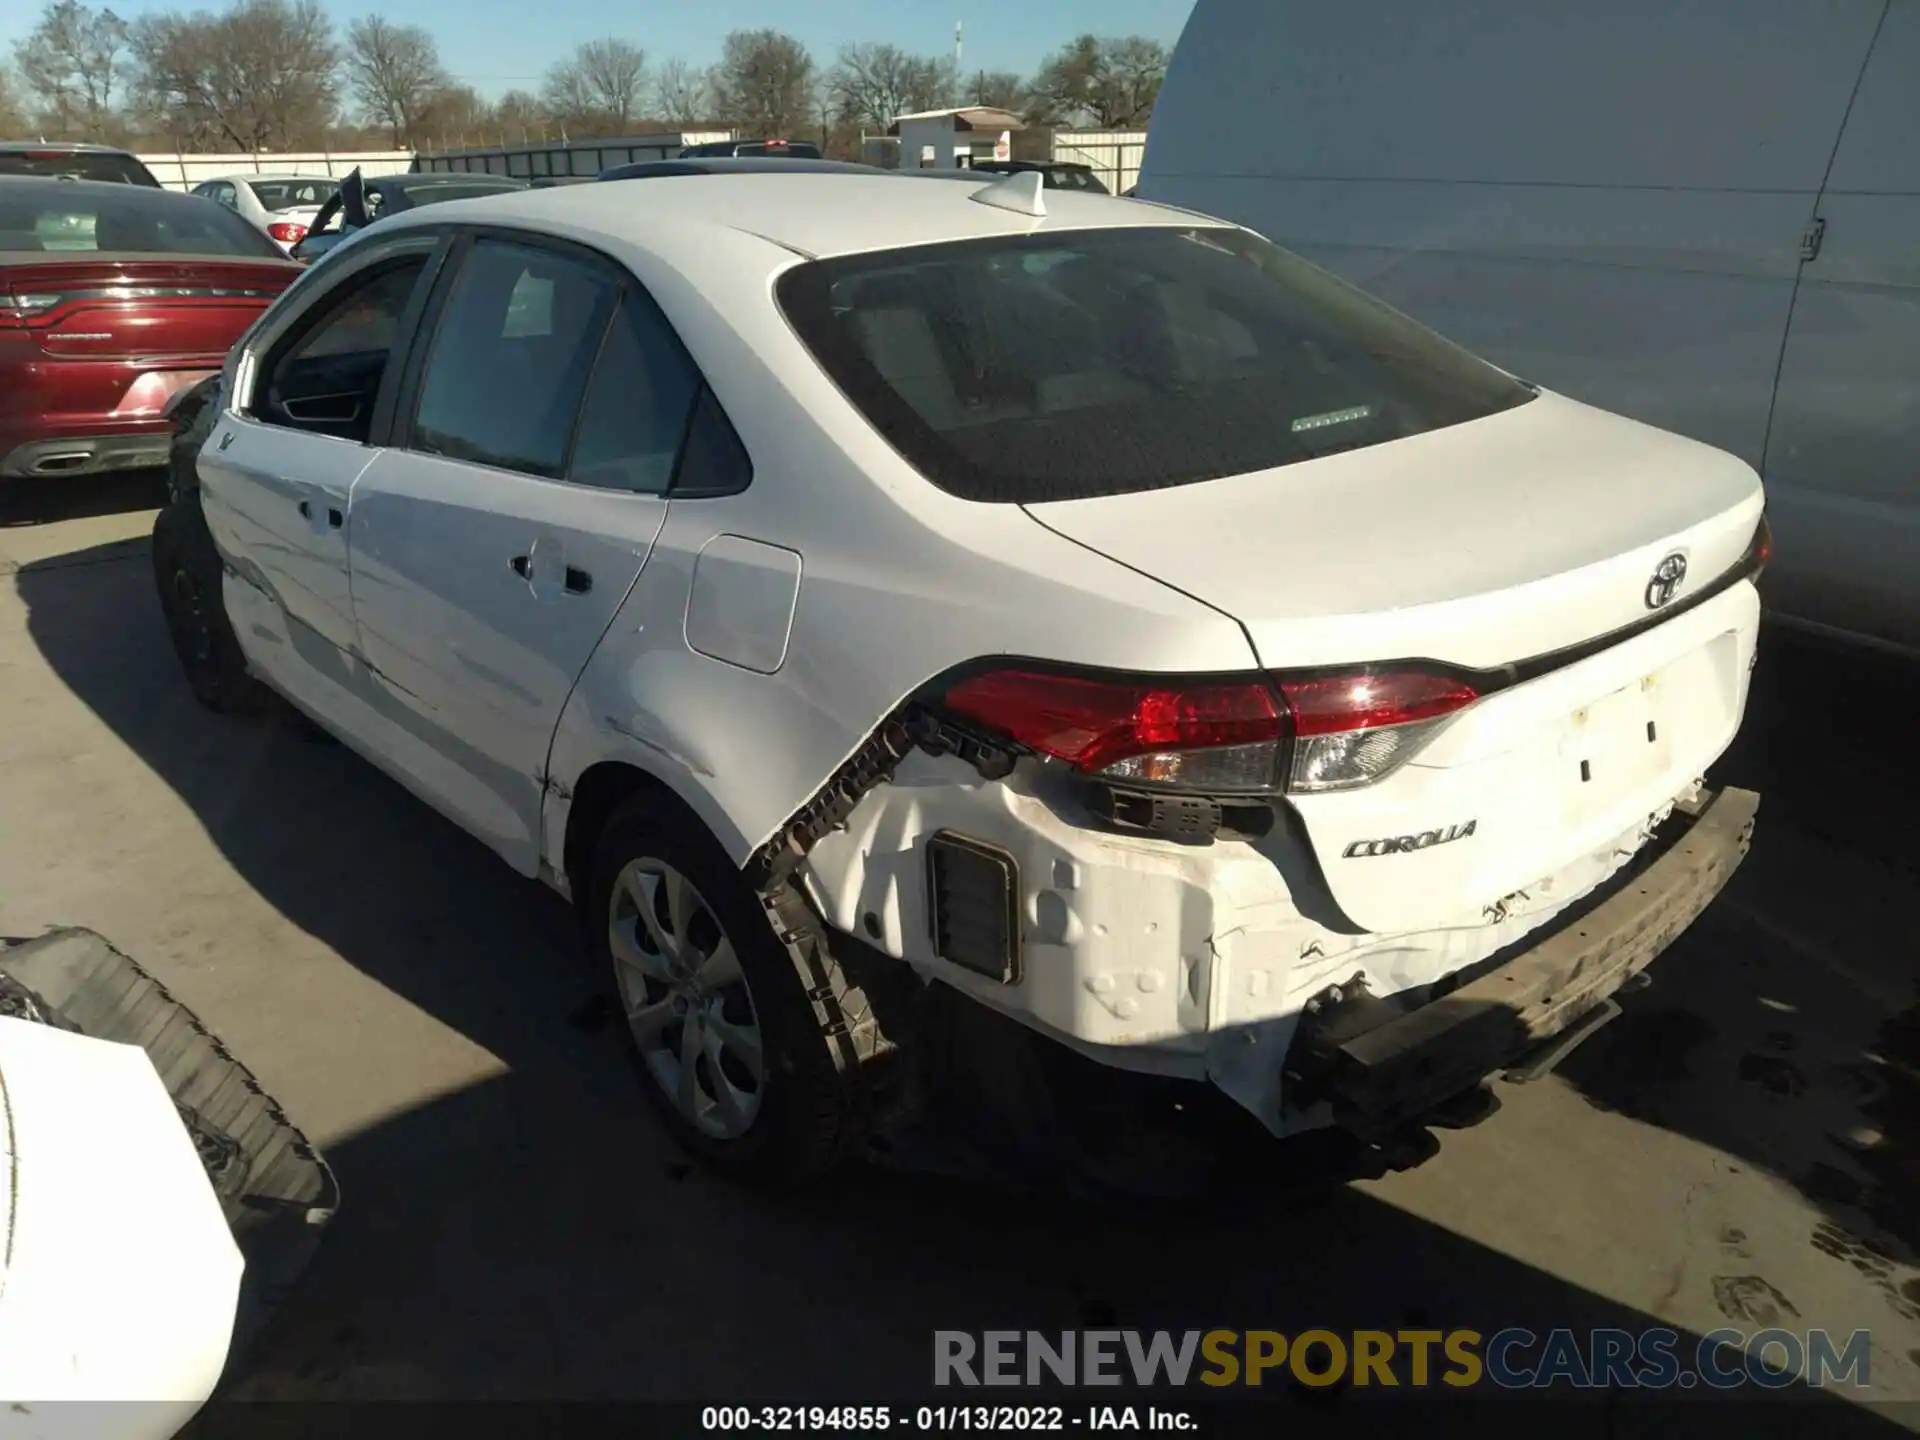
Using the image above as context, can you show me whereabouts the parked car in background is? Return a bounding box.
[290,168,529,265]
[155,170,1764,1189]
[679,138,823,159]
[0,141,161,187]
[1142,0,1918,658]
[968,159,1110,193]
[190,172,339,255]
[0,178,298,484]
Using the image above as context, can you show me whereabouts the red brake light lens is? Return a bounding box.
[939,665,1482,797]
[942,670,1287,787]
[1276,672,1479,736]
[267,221,307,243]
[1747,513,1773,574]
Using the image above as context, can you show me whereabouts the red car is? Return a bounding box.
[0,177,300,482]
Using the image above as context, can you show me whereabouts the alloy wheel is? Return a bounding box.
[608,858,765,1140]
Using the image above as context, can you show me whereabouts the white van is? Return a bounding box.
[1141,0,1917,658]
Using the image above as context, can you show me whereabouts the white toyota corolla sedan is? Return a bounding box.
[153,163,1768,1188]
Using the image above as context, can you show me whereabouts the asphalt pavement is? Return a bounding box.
[0,475,1914,1428]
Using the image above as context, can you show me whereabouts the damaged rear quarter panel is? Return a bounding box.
[535,220,1257,875]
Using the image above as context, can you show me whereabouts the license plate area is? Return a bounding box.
[1553,638,1727,830]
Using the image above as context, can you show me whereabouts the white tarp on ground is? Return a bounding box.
[0,1017,241,1439]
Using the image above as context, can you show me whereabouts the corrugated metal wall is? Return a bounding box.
[414,132,733,178]
[1050,130,1150,193]
[138,151,416,191]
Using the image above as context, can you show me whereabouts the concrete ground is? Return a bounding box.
[1,475,1917,1426]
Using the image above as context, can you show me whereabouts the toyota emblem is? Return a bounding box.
[1645,552,1688,610]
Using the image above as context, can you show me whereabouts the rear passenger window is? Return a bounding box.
[568,294,701,493]
[671,386,754,496]
[410,238,618,478]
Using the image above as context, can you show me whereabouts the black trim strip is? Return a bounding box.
[1267,528,1769,697]
[912,533,1766,707]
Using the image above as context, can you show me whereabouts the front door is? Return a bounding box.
[347,232,704,871]
[199,241,439,722]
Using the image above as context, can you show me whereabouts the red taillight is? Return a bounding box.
[942,669,1287,790]
[0,291,65,325]
[1275,672,1479,737]
[1748,513,1773,573]
[267,221,307,244]
[940,663,1481,796]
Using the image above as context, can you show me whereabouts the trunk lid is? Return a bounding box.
[1,256,296,362]
[1026,391,1766,934]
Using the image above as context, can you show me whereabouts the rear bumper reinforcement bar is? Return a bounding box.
[1294,786,1759,1133]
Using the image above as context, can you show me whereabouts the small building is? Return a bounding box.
[888,107,1026,170]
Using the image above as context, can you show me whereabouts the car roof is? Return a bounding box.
[395,168,1221,260]
[600,157,886,181]
[384,172,525,186]
[207,172,336,183]
[0,140,135,154]
[0,175,198,201]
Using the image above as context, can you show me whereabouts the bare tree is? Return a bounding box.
[131,0,338,152]
[422,82,489,146]
[963,69,1029,117]
[652,56,709,126]
[709,28,814,138]
[14,0,128,139]
[492,87,545,142]
[344,17,444,147]
[1030,34,1167,129]
[0,65,30,134]
[541,37,647,135]
[826,41,952,132]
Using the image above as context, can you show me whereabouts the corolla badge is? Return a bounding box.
[1645,552,1688,610]
[1343,821,1477,858]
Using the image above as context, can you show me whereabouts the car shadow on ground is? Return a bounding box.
[1554,629,1920,1328]
[0,470,166,528]
[9,541,1913,1426]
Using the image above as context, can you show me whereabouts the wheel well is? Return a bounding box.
[562,761,699,901]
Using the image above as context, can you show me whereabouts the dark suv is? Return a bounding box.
[678,139,823,159]
[0,142,162,187]
[966,159,1109,193]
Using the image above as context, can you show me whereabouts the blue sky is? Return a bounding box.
[5,0,1198,101]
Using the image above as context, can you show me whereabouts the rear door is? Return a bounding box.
[199,234,443,701]
[1761,2,1920,652]
[346,230,702,872]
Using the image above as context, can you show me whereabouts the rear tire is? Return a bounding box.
[151,499,275,717]
[587,798,861,1187]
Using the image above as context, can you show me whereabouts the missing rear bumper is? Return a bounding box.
[1283,786,1759,1134]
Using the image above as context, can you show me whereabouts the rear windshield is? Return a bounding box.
[0,185,281,257]
[777,226,1535,503]
[1049,168,1107,193]
[0,150,158,186]
[248,178,338,210]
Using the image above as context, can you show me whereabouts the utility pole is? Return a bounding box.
[954,21,963,77]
